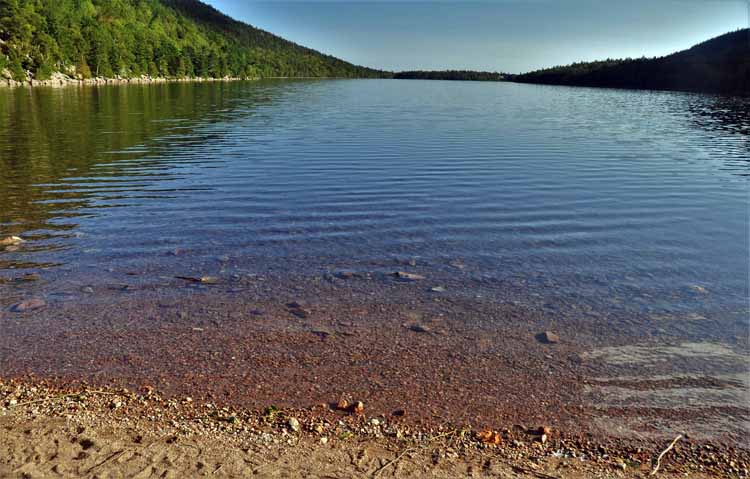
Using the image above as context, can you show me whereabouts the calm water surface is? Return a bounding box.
[0,80,748,335]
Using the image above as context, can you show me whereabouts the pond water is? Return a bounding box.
[0,79,748,338]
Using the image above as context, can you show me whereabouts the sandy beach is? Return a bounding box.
[2,378,747,478]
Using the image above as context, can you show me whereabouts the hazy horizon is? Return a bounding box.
[204,0,749,73]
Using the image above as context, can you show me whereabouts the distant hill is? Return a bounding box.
[0,0,388,82]
[513,29,750,95]
[394,70,505,82]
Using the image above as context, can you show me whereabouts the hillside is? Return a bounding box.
[0,0,388,82]
[513,29,750,94]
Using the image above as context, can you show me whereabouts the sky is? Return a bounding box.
[205,0,749,73]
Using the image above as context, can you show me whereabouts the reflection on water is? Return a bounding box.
[0,80,748,336]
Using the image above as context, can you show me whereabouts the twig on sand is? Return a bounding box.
[372,447,416,478]
[511,465,561,479]
[86,450,126,473]
[650,434,683,476]
[12,389,126,408]
[371,429,458,478]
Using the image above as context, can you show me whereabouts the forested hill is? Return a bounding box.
[0,0,389,82]
[513,29,750,95]
[394,71,506,82]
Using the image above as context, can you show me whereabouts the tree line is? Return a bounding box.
[0,0,389,82]
[513,29,749,95]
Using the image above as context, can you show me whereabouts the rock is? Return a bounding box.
[689,285,709,294]
[11,298,46,312]
[0,236,24,247]
[536,331,560,344]
[449,260,466,270]
[290,308,310,319]
[320,436,329,444]
[409,324,432,333]
[288,417,300,432]
[336,399,349,410]
[392,272,425,281]
[81,286,95,294]
[370,418,380,426]
[311,327,334,338]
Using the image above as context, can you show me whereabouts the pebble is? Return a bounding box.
[11,298,47,313]
[288,417,301,432]
[370,418,380,426]
[320,436,329,444]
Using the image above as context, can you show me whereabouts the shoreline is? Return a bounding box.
[0,74,249,89]
[0,74,391,89]
[2,273,748,449]
[1,378,747,478]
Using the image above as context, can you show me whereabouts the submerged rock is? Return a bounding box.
[11,298,47,312]
[392,271,425,281]
[311,326,334,338]
[536,331,560,344]
[408,324,432,333]
[0,236,24,247]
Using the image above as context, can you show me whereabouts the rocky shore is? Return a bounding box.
[0,71,247,88]
[1,378,747,478]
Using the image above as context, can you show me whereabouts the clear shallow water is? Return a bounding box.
[0,80,748,331]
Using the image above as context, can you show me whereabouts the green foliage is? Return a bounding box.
[8,53,26,82]
[514,29,750,95]
[0,0,388,81]
[34,59,53,80]
[76,56,92,79]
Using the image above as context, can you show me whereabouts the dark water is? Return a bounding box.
[1,80,748,332]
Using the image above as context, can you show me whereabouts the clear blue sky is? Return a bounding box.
[205,0,749,73]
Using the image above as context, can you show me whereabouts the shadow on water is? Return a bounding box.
[0,81,288,268]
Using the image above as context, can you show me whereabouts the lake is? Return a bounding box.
[0,80,748,441]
